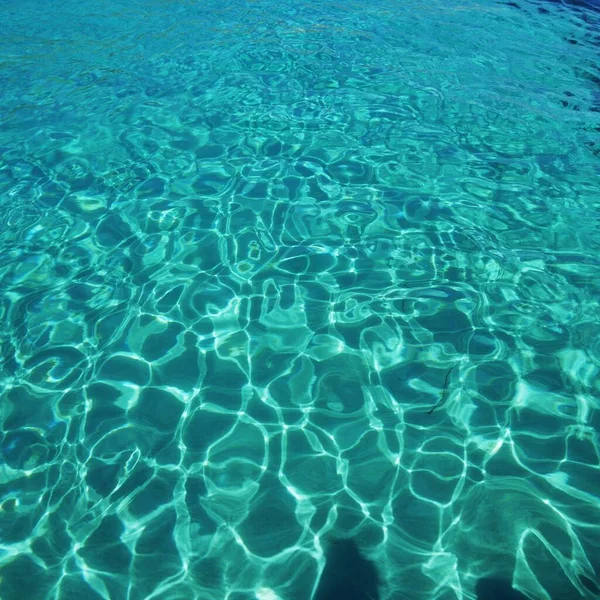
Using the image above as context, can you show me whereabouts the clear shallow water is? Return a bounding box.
[1,0,599,598]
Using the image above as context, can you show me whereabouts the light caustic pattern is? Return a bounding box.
[0,0,600,598]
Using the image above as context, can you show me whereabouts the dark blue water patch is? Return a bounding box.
[0,429,57,470]
[311,536,533,599]
[238,479,304,556]
[130,508,183,598]
[314,538,381,600]
[502,0,600,116]
[128,387,184,434]
[182,409,237,455]
[109,461,154,504]
[474,360,518,404]
[475,578,529,599]
[504,0,600,16]
[581,575,600,596]
[29,511,73,568]
[0,554,55,600]
[85,455,128,497]
[78,514,131,574]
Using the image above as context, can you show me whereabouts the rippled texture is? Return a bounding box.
[1,0,599,598]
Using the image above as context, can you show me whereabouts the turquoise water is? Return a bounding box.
[1,0,600,598]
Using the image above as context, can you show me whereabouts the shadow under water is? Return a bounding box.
[314,538,381,600]
[313,538,531,600]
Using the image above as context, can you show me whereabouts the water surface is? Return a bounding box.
[1,0,599,598]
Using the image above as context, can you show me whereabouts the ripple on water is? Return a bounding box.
[1,0,600,598]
